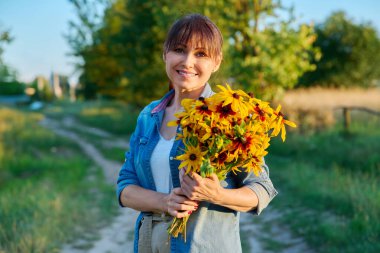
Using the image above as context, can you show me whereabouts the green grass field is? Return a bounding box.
[267,112,380,253]
[1,94,378,252]
[0,107,117,253]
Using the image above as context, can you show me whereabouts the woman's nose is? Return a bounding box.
[182,53,195,67]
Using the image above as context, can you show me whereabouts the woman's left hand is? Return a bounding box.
[180,169,223,203]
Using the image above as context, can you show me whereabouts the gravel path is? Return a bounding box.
[40,117,312,253]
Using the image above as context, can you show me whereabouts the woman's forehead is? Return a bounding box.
[176,42,207,50]
[173,35,211,50]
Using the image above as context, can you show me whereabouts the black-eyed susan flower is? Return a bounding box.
[213,85,252,118]
[270,105,297,141]
[176,144,207,174]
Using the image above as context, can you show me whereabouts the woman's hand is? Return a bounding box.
[180,170,223,203]
[166,187,198,218]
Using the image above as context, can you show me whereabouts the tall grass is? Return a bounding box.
[0,107,117,252]
[267,112,380,252]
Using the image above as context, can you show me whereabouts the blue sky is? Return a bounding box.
[1,0,380,84]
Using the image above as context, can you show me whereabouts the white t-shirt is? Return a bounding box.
[150,134,174,193]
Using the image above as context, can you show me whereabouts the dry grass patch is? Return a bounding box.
[275,87,380,131]
[280,87,380,110]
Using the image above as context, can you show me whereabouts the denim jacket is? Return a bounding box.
[117,84,278,253]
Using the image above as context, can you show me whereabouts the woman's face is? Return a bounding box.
[164,43,221,93]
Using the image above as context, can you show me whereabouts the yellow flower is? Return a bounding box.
[176,145,207,174]
[270,105,297,141]
[251,101,273,123]
[194,97,214,115]
[241,157,264,176]
[211,151,235,170]
[214,103,237,127]
[213,84,251,118]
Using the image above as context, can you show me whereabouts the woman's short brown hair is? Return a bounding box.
[163,14,223,60]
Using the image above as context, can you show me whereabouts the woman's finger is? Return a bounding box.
[179,168,186,184]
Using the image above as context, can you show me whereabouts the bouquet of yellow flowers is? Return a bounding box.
[167,84,296,240]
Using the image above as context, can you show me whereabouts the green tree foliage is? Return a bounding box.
[300,11,380,87]
[66,0,110,99]
[68,0,188,105]
[218,0,319,99]
[0,81,25,95]
[0,26,18,82]
[68,0,319,106]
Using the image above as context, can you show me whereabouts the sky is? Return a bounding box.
[1,0,380,84]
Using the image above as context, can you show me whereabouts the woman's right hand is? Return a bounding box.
[166,187,198,218]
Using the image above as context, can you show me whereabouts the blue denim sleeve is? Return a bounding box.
[234,159,278,215]
[116,121,141,207]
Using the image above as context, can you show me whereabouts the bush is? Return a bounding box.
[0,81,25,95]
[299,11,380,88]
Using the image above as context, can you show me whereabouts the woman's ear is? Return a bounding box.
[213,53,223,73]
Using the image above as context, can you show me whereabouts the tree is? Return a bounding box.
[299,11,380,87]
[66,0,111,99]
[68,0,319,105]
[68,0,191,105]
[0,26,17,82]
[218,0,319,99]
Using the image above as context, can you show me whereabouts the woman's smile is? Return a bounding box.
[176,70,198,78]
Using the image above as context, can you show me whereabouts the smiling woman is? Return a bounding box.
[163,14,222,96]
[117,14,277,253]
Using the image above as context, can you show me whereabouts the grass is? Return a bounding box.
[42,99,139,136]
[58,124,128,162]
[267,112,380,253]
[100,146,127,162]
[0,107,118,253]
[41,99,132,163]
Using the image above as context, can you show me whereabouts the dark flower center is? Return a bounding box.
[221,105,232,114]
[254,104,265,121]
[232,93,239,99]
[218,152,227,163]
[189,154,197,161]
[234,136,252,150]
[248,92,254,98]
[198,96,205,101]
[200,105,208,111]
[212,127,220,134]
[217,104,236,117]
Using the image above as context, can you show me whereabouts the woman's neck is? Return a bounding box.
[170,85,206,111]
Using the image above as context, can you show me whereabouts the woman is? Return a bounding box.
[117,13,277,253]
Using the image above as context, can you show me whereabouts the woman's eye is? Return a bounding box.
[174,48,184,53]
[196,51,207,57]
